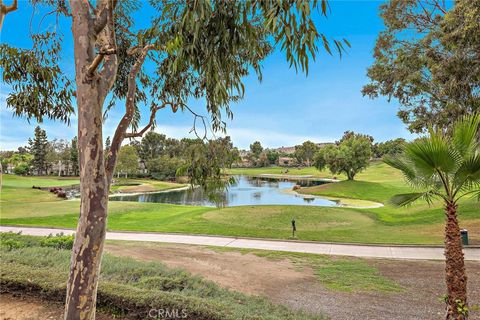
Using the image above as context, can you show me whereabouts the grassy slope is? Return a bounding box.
[1,164,479,244]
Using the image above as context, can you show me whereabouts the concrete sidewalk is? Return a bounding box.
[1,226,479,261]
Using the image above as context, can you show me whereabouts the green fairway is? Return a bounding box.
[226,166,344,179]
[0,175,79,204]
[1,164,479,245]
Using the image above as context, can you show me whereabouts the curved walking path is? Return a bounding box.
[2,226,479,261]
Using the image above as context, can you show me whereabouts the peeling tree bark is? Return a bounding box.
[65,1,155,317]
[65,1,117,319]
[444,202,468,320]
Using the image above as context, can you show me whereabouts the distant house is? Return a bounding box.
[48,161,74,176]
[233,149,253,167]
[238,158,252,167]
[278,156,296,166]
[317,142,335,148]
[6,163,14,174]
[276,146,296,154]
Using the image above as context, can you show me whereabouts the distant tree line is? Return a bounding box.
[1,126,406,182]
[242,135,405,178]
[0,126,243,181]
[115,132,241,180]
[1,126,79,176]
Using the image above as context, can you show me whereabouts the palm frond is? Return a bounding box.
[454,153,480,191]
[383,156,417,185]
[452,114,480,157]
[389,191,439,207]
[405,135,457,177]
[456,187,480,202]
[474,189,480,201]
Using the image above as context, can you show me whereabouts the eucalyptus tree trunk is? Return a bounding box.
[64,1,117,319]
[444,202,468,320]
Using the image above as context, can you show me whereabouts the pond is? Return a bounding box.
[110,175,339,207]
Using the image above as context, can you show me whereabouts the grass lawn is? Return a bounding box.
[1,163,479,245]
[0,174,78,204]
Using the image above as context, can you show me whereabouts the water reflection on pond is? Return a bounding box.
[110,175,338,207]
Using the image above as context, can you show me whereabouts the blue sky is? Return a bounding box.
[0,0,413,151]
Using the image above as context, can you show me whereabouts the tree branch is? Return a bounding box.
[184,105,209,140]
[105,44,154,183]
[3,0,17,13]
[124,103,171,138]
[0,0,18,32]
[84,47,116,81]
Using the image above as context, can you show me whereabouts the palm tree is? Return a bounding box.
[384,114,479,320]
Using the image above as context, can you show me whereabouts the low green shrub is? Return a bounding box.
[1,238,25,251]
[0,231,42,247]
[40,233,74,250]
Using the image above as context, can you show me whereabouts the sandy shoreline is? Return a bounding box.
[281,188,384,209]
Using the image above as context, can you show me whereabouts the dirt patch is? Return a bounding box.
[4,243,477,320]
[105,242,480,320]
[0,294,116,320]
[105,242,312,296]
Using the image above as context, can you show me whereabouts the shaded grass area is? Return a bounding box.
[207,246,403,293]
[0,233,322,320]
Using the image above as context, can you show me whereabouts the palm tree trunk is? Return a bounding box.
[444,201,468,320]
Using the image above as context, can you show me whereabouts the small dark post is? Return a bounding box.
[460,229,469,246]
[291,218,296,237]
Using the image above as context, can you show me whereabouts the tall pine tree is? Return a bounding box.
[28,126,48,175]
[70,136,79,176]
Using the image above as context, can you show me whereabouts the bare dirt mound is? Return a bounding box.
[0,294,115,320]
[0,294,63,320]
[105,242,313,296]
